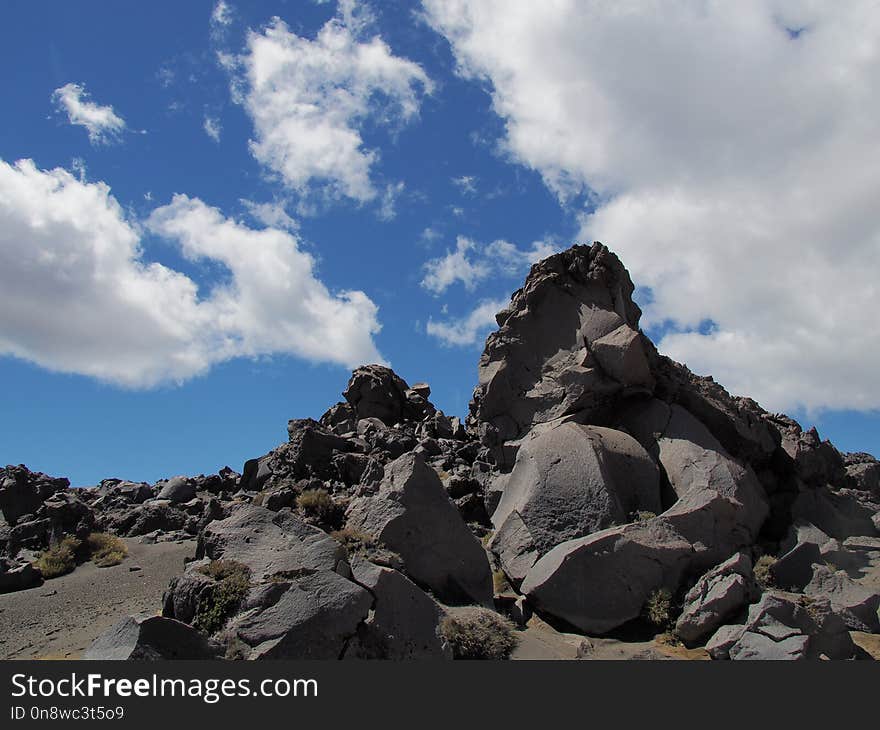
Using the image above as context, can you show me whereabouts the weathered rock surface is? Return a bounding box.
[346,453,493,607]
[343,556,451,660]
[0,465,70,525]
[490,422,660,584]
[156,476,196,503]
[675,552,756,646]
[710,592,857,660]
[804,564,880,633]
[521,520,693,634]
[84,615,222,660]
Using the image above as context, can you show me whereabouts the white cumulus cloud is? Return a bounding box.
[424,0,880,413]
[52,83,126,145]
[0,158,384,388]
[427,298,508,347]
[421,235,556,295]
[234,5,432,206]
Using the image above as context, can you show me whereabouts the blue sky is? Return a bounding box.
[1,1,878,485]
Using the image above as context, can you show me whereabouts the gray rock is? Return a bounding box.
[469,243,642,457]
[0,560,43,593]
[675,552,756,645]
[156,476,196,503]
[0,465,69,525]
[343,365,433,425]
[705,624,745,660]
[804,564,880,632]
[84,615,222,660]
[725,592,856,660]
[521,519,693,634]
[490,423,660,584]
[198,504,344,582]
[658,405,768,569]
[346,453,493,607]
[233,570,372,660]
[770,541,821,591]
[591,323,654,389]
[343,556,451,660]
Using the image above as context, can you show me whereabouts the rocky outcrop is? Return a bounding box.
[0,465,70,525]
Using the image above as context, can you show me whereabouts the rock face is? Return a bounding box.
[346,453,494,607]
[708,592,857,660]
[84,615,222,660]
[469,243,648,466]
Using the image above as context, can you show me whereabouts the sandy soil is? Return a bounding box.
[0,538,195,659]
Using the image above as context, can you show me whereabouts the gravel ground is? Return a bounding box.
[0,538,195,659]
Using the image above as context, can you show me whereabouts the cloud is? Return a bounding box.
[421,235,556,294]
[377,181,405,221]
[203,114,222,142]
[51,83,126,145]
[427,298,507,347]
[234,6,432,206]
[0,158,384,388]
[424,1,880,413]
[451,175,477,195]
[240,198,299,231]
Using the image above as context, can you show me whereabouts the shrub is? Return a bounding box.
[35,536,82,578]
[330,528,376,554]
[643,588,673,628]
[439,607,518,660]
[86,532,128,567]
[632,510,657,523]
[194,560,252,635]
[296,488,335,520]
[754,555,777,588]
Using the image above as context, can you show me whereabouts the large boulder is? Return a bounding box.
[0,465,69,525]
[84,615,222,660]
[520,520,693,634]
[675,552,757,646]
[490,423,660,584]
[196,504,345,581]
[156,476,196,503]
[343,556,451,660]
[845,452,880,498]
[346,453,493,607]
[231,570,372,660]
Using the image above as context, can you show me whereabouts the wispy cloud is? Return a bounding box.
[52,83,126,145]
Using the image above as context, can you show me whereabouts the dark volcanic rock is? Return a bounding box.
[0,465,69,525]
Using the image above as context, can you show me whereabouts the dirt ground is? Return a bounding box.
[0,538,195,659]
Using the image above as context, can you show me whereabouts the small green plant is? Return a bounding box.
[754,555,777,588]
[295,488,335,520]
[632,511,657,523]
[439,608,519,660]
[194,560,252,635]
[86,532,128,567]
[35,536,82,578]
[643,588,673,628]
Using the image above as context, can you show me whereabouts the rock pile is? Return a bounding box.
[4,242,879,661]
